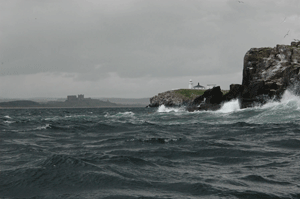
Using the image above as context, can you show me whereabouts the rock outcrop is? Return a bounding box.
[149,90,194,107]
[239,41,300,108]
[187,86,223,111]
[148,41,300,110]
[190,41,300,110]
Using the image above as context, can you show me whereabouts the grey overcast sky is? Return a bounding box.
[0,0,299,98]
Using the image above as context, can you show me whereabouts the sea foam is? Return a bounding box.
[217,99,240,113]
[157,105,185,113]
[262,90,300,110]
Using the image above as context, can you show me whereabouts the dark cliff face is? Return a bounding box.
[189,86,223,111]
[242,43,300,89]
[240,41,300,108]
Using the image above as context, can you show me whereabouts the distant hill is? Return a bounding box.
[100,98,150,105]
[46,98,118,107]
[0,100,40,107]
[0,97,150,108]
[0,99,118,108]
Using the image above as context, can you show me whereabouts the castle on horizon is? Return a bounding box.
[67,94,85,101]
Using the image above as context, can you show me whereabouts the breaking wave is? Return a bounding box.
[157,105,186,113]
[217,99,240,113]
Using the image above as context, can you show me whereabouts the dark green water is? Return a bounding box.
[1,91,300,198]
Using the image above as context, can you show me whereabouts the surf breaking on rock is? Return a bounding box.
[148,41,300,111]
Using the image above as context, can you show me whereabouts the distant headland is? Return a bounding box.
[0,94,149,108]
[148,41,300,111]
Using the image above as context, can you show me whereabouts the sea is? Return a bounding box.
[1,90,300,199]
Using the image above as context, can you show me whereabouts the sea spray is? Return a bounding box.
[157,105,185,113]
[217,99,240,113]
[262,90,300,110]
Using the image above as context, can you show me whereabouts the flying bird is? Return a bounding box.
[238,1,244,3]
[284,30,290,38]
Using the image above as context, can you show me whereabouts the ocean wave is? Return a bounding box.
[41,154,98,169]
[104,155,157,167]
[35,124,51,130]
[267,139,300,149]
[157,105,186,113]
[3,120,15,124]
[217,99,240,113]
[227,190,296,199]
[241,174,291,185]
[1,107,300,198]
[105,111,135,118]
[136,137,182,144]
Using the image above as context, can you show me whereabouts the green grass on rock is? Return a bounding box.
[174,89,206,99]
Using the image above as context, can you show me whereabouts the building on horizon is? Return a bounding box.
[206,84,216,89]
[67,95,77,101]
[78,94,84,100]
[188,79,193,89]
[193,83,205,90]
[67,94,85,101]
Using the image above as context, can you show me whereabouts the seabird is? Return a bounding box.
[238,1,244,3]
[284,30,290,38]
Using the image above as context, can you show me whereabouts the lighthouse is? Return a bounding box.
[188,79,193,89]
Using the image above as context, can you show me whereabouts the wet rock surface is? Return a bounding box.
[240,41,300,108]
[148,90,193,107]
[188,86,223,112]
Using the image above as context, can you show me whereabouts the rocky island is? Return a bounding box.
[148,41,300,111]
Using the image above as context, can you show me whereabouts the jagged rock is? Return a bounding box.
[149,90,194,107]
[241,41,300,107]
[188,86,223,111]
[193,86,223,104]
[222,84,244,102]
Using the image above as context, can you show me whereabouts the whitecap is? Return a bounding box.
[36,124,51,130]
[105,111,135,118]
[157,105,185,113]
[217,99,240,113]
[262,90,300,110]
[4,121,15,124]
[120,111,135,116]
[245,90,300,124]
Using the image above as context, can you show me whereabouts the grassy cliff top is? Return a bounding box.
[174,89,206,99]
[174,89,229,99]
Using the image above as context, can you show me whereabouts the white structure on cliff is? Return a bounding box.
[206,84,216,89]
[194,83,205,90]
[188,79,193,89]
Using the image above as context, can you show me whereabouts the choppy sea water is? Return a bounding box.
[1,91,300,199]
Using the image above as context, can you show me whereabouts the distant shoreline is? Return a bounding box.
[0,105,146,109]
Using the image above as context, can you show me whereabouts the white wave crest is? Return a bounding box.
[36,124,51,130]
[105,111,135,118]
[157,105,185,113]
[217,99,240,113]
[4,115,11,119]
[4,120,15,124]
[262,90,300,109]
[244,90,300,124]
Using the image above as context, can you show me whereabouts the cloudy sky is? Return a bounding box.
[0,0,299,98]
